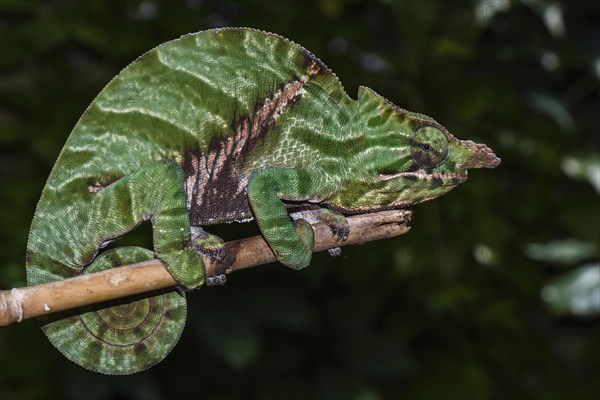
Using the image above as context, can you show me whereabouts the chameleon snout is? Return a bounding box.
[457,140,501,170]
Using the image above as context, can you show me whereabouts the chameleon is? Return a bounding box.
[25,28,500,375]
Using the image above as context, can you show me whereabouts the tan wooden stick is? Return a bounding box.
[0,209,411,326]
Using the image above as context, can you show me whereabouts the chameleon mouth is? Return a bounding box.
[380,169,468,183]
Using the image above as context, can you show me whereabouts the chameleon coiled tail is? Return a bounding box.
[37,247,186,375]
[27,160,203,373]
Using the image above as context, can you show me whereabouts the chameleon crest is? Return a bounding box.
[26,28,499,374]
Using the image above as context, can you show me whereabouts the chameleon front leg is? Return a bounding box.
[247,168,336,270]
[89,160,204,289]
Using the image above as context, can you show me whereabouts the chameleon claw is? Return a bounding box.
[199,246,226,263]
[328,247,343,257]
[205,274,227,287]
[330,223,350,241]
[191,227,226,263]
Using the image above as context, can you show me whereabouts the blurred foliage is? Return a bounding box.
[0,0,599,399]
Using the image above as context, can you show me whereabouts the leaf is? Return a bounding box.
[541,263,600,316]
[525,239,597,265]
[527,92,574,132]
[562,155,600,194]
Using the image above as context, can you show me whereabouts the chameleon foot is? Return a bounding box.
[330,223,349,241]
[328,247,343,257]
[206,274,227,287]
[191,227,226,263]
[290,208,350,242]
[317,209,349,241]
[198,246,226,263]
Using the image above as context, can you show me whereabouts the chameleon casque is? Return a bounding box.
[26,28,500,374]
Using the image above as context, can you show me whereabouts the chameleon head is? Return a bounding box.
[402,125,501,182]
[390,124,501,193]
[326,87,500,212]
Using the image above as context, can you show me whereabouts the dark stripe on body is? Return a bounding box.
[184,58,325,225]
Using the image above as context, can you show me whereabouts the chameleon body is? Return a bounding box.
[26,28,500,374]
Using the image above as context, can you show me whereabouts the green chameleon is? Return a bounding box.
[26,28,500,374]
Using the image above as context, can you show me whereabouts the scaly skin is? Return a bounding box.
[26,28,500,374]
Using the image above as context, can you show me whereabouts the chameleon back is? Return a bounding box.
[26,28,351,374]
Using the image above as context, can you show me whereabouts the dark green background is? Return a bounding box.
[1,1,598,399]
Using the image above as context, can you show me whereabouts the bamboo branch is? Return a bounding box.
[0,209,411,326]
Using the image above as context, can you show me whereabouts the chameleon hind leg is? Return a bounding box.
[248,168,336,270]
[39,160,203,374]
[88,160,205,290]
[191,226,226,263]
[191,226,227,286]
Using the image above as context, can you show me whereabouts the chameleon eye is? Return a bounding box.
[411,126,448,168]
